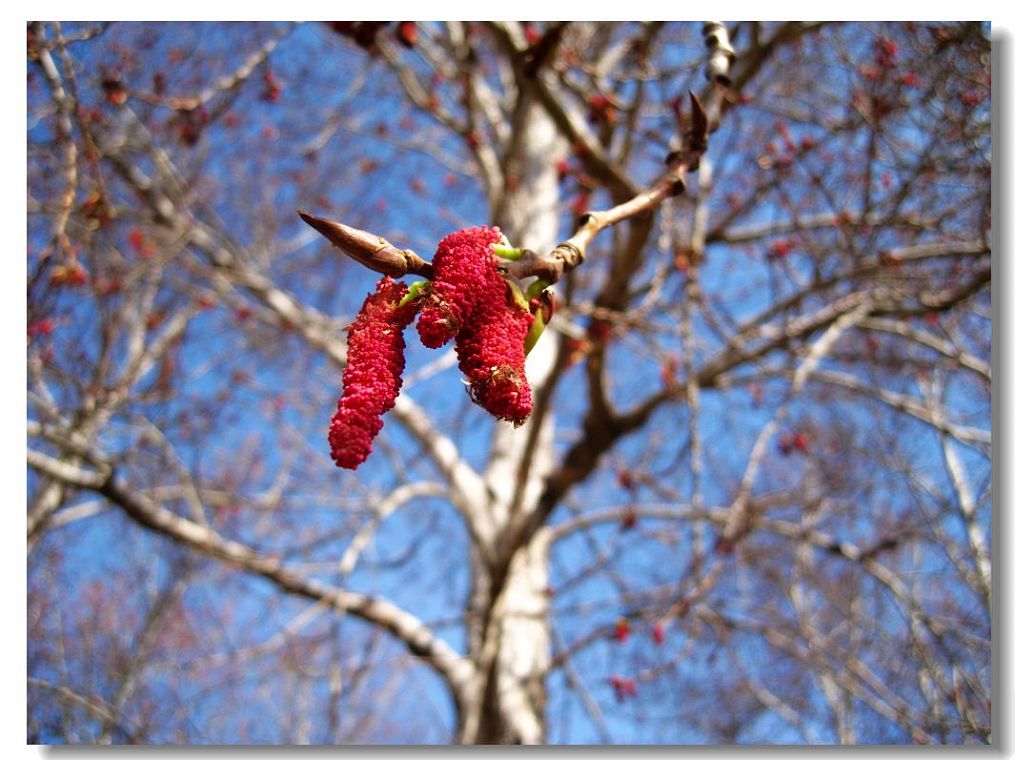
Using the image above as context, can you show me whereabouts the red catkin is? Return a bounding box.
[329,277,419,469]
[417,226,503,348]
[652,622,665,645]
[613,617,631,643]
[454,279,534,425]
[608,674,637,702]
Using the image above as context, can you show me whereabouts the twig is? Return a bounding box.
[26,448,478,706]
[28,678,139,741]
[299,23,736,289]
[161,24,295,113]
[33,22,78,259]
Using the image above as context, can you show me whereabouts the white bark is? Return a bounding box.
[461,102,564,744]
[492,528,552,744]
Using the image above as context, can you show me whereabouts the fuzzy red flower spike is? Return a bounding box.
[416,226,503,348]
[329,277,420,469]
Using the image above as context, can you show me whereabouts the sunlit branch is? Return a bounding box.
[811,369,990,450]
[335,482,447,579]
[860,317,991,383]
[26,450,477,705]
[156,23,296,112]
[683,156,712,565]
[104,139,491,546]
[730,649,822,744]
[32,23,78,258]
[28,448,108,489]
[28,678,139,742]
[725,303,871,547]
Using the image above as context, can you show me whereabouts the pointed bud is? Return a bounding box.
[688,90,708,150]
[522,287,555,355]
[523,305,546,355]
[298,211,433,279]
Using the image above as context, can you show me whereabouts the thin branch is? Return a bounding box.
[161,24,296,112]
[486,21,637,199]
[499,88,721,285]
[336,482,446,578]
[812,369,990,449]
[860,317,991,383]
[104,135,491,546]
[27,448,477,706]
[28,678,139,742]
[722,303,870,543]
[299,24,734,289]
[32,23,78,259]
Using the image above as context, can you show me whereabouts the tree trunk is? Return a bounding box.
[457,102,564,744]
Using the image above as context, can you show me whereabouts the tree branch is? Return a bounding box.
[26,449,477,707]
[103,129,492,546]
[28,678,139,742]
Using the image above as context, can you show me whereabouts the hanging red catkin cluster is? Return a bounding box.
[420,226,533,425]
[328,277,420,470]
[330,227,536,470]
[453,279,533,425]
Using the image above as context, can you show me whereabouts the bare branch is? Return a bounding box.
[28,678,139,741]
[27,448,108,489]
[812,369,990,450]
[29,447,478,705]
[161,24,296,112]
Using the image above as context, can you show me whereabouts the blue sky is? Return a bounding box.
[24,21,994,745]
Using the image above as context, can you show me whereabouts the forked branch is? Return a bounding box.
[299,22,736,287]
